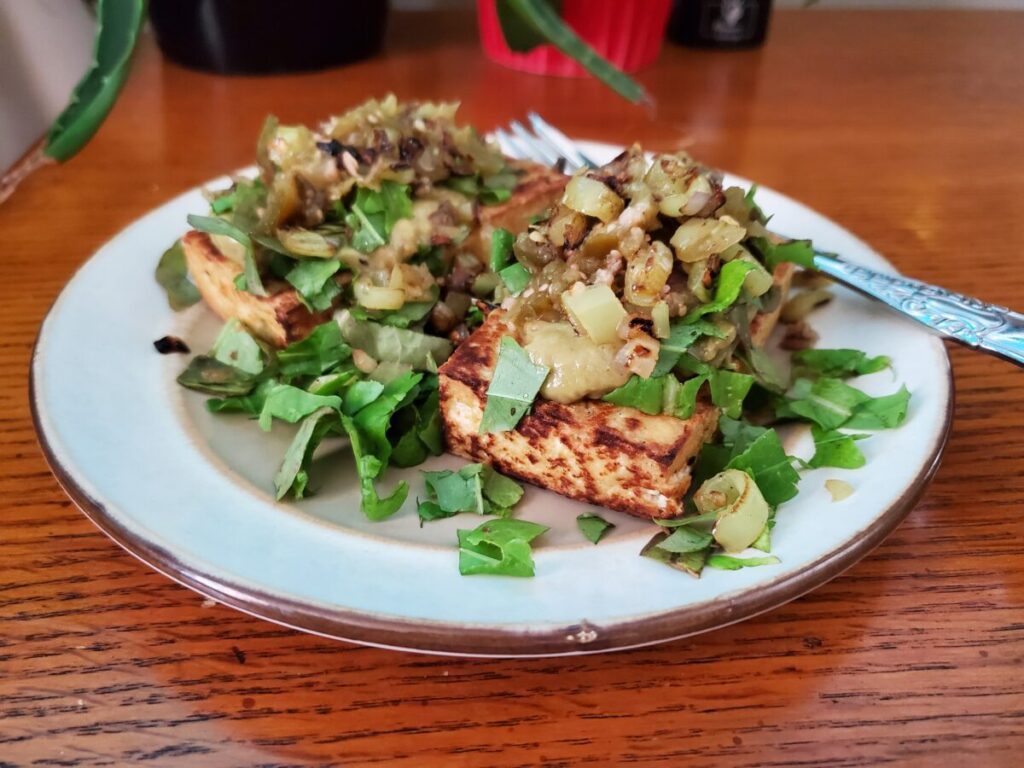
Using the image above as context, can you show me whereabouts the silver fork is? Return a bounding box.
[498,113,1024,369]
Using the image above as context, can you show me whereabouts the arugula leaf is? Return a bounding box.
[490,227,515,271]
[576,513,614,544]
[844,385,910,429]
[651,318,726,377]
[602,375,666,415]
[339,414,408,520]
[211,319,264,375]
[808,426,868,469]
[416,387,443,455]
[155,240,200,310]
[277,322,352,379]
[479,337,550,434]
[418,463,525,521]
[736,347,790,393]
[706,554,781,570]
[337,311,453,371]
[274,407,338,500]
[207,379,276,416]
[209,177,265,216]
[286,259,342,312]
[748,237,816,270]
[187,213,267,296]
[792,348,891,379]
[257,385,342,431]
[654,510,718,528]
[640,531,709,577]
[708,369,754,419]
[457,519,549,577]
[498,263,531,294]
[743,183,766,223]
[177,356,257,396]
[682,260,754,324]
[727,429,800,508]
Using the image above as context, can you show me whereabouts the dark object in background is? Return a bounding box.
[149,0,389,75]
[668,0,772,49]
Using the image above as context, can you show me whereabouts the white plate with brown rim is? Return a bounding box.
[31,141,952,657]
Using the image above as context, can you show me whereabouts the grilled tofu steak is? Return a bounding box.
[440,310,720,519]
[184,158,565,348]
[439,260,795,520]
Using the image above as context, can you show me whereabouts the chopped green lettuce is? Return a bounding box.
[187,213,266,296]
[792,348,891,379]
[341,380,385,416]
[651,319,727,377]
[705,554,781,570]
[177,356,258,396]
[844,385,910,429]
[726,429,801,508]
[602,375,665,415]
[340,414,408,520]
[418,463,525,521]
[640,531,709,577]
[274,407,338,499]
[345,181,413,253]
[276,321,352,380]
[286,259,342,312]
[457,519,549,577]
[211,319,264,375]
[682,260,755,324]
[479,337,550,433]
[656,526,713,554]
[155,239,200,310]
[337,311,452,371]
[708,369,754,419]
[257,385,342,431]
[807,426,867,469]
[207,379,276,416]
[576,513,615,544]
[748,237,816,270]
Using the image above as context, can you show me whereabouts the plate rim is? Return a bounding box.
[29,160,955,657]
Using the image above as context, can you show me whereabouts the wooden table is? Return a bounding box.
[3,9,1023,766]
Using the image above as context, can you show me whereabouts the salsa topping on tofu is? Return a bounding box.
[157,99,911,579]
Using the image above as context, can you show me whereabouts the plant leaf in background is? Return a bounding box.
[496,0,650,105]
[0,0,146,204]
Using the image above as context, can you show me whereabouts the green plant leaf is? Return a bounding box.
[187,214,267,296]
[479,337,550,434]
[497,0,650,105]
[44,0,146,162]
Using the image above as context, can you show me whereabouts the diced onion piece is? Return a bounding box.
[561,283,627,345]
[389,265,405,290]
[210,234,246,265]
[780,288,832,324]
[825,479,854,502]
[670,217,746,263]
[353,278,406,310]
[686,258,712,303]
[278,228,337,258]
[547,208,587,248]
[614,333,660,379]
[580,229,619,261]
[652,301,670,339]
[694,468,770,553]
[562,175,624,223]
[352,348,378,374]
[624,242,674,307]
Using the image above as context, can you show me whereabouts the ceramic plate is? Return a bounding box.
[31,141,952,657]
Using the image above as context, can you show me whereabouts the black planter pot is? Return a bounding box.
[149,0,389,75]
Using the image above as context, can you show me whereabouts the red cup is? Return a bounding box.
[478,0,671,77]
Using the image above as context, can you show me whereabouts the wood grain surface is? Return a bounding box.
[2,9,1023,766]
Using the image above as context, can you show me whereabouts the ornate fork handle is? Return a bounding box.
[812,252,1024,368]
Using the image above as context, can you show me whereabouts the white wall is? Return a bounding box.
[0,0,94,171]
